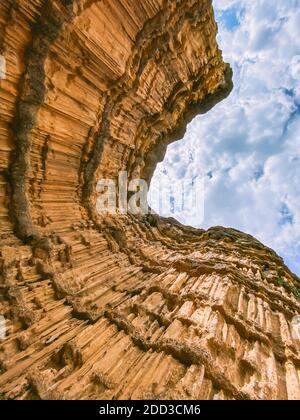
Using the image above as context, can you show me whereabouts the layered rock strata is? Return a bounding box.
[0,0,299,400]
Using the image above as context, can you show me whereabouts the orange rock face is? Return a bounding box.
[0,0,299,400]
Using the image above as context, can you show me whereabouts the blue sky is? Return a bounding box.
[149,0,300,277]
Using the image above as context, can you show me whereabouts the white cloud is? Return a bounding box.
[149,0,300,276]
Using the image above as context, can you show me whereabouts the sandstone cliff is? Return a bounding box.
[0,0,299,400]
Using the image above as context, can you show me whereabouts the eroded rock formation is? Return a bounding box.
[0,0,299,400]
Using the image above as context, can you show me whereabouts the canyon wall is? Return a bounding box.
[0,0,299,400]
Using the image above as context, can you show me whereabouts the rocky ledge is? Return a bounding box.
[0,0,299,400]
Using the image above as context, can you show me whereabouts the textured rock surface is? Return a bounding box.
[0,0,300,400]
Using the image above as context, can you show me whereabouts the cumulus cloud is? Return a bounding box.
[149,0,300,276]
